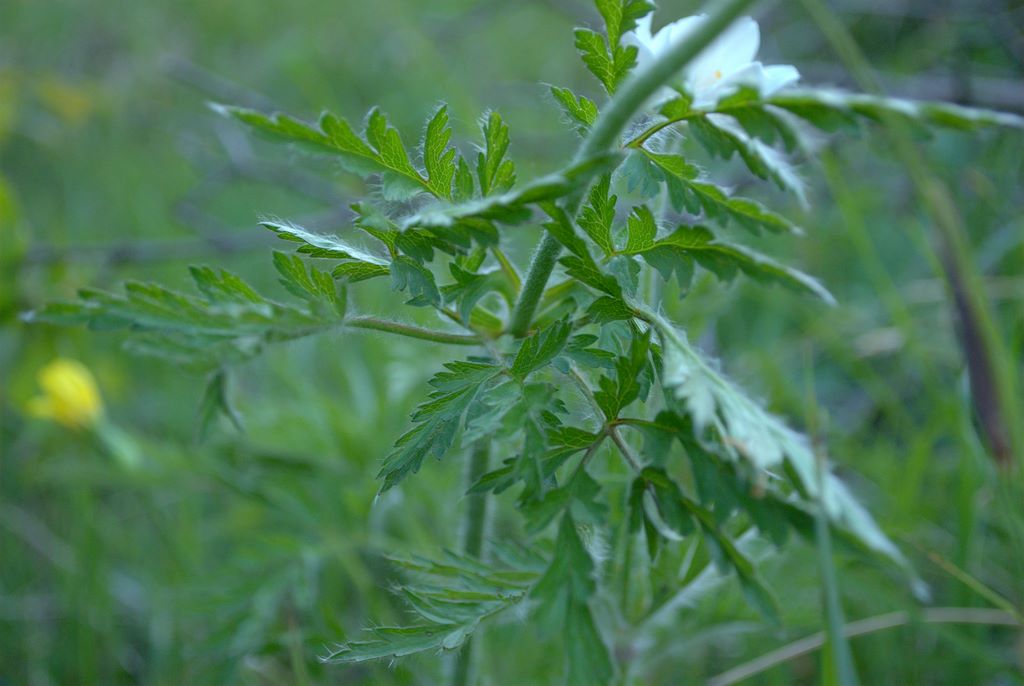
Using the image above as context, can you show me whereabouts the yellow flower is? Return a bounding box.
[28,358,104,429]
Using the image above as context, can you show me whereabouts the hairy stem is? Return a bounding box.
[449,440,492,686]
[507,0,760,336]
[345,316,481,345]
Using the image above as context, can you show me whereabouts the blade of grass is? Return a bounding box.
[707,607,1021,686]
[804,347,860,686]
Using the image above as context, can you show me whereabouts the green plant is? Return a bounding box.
[26,1,1022,683]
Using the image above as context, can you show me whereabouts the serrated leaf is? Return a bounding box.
[542,203,623,297]
[578,174,617,255]
[477,110,516,196]
[325,550,537,665]
[215,104,435,196]
[593,329,651,419]
[768,88,1024,132]
[585,295,633,324]
[423,104,457,199]
[272,251,346,316]
[441,262,505,325]
[551,85,599,135]
[454,156,475,202]
[595,0,654,47]
[624,205,657,252]
[531,514,613,685]
[618,222,833,302]
[189,265,264,304]
[261,219,390,264]
[689,115,807,204]
[390,256,442,308]
[378,362,500,491]
[403,151,620,232]
[196,368,243,440]
[646,311,910,571]
[640,149,800,235]
[26,271,330,370]
[366,107,422,185]
[574,0,645,95]
[511,320,572,380]
[332,261,390,283]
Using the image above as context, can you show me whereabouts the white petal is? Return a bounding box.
[691,17,760,79]
[635,14,654,44]
[623,14,658,68]
[759,64,800,96]
[651,15,705,57]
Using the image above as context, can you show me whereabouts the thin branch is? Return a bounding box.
[707,608,1021,686]
[345,316,482,345]
[609,427,644,473]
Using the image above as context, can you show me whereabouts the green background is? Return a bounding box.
[2,0,1022,683]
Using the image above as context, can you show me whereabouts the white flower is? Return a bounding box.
[624,14,800,108]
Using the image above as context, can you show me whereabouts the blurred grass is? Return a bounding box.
[2,0,1024,684]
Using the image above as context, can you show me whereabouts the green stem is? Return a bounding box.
[507,0,760,337]
[345,316,481,345]
[508,232,564,337]
[450,440,492,686]
[459,440,492,559]
[804,348,859,686]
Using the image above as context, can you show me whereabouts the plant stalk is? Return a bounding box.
[346,316,481,345]
[507,0,760,336]
[449,440,492,686]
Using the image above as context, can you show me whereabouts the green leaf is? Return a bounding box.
[640,150,801,235]
[550,85,599,135]
[332,261,390,283]
[215,104,434,196]
[390,256,441,307]
[578,175,617,255]
[188,265,264,305]
[624,205,657,253]
[366,107,422,188]
[441,262,506,325]
[585,295,633,324]
[531,514,613,685]
[768,88,1024,132]
[196,368,244,440]
[477,111,516,196]
[26,270,330,370]
[378,361,501,491]
[595,0,654,47]
[511,320,572,380]
[325,550,536,665]
[261,219,390,265]
[423,104,457,199]
[593,329,651,420]
[646,311,911,572]
[639,466,779,621]
[575,29,616,94]
[542,203,623,297]
[403,151,620,232]
[619,223,834,303]
[272,251,347,316]
[575,0,649,94]
[689,115,807,204]
[454,156,475,202]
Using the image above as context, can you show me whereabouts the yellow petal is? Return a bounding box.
[31,358,103,429]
